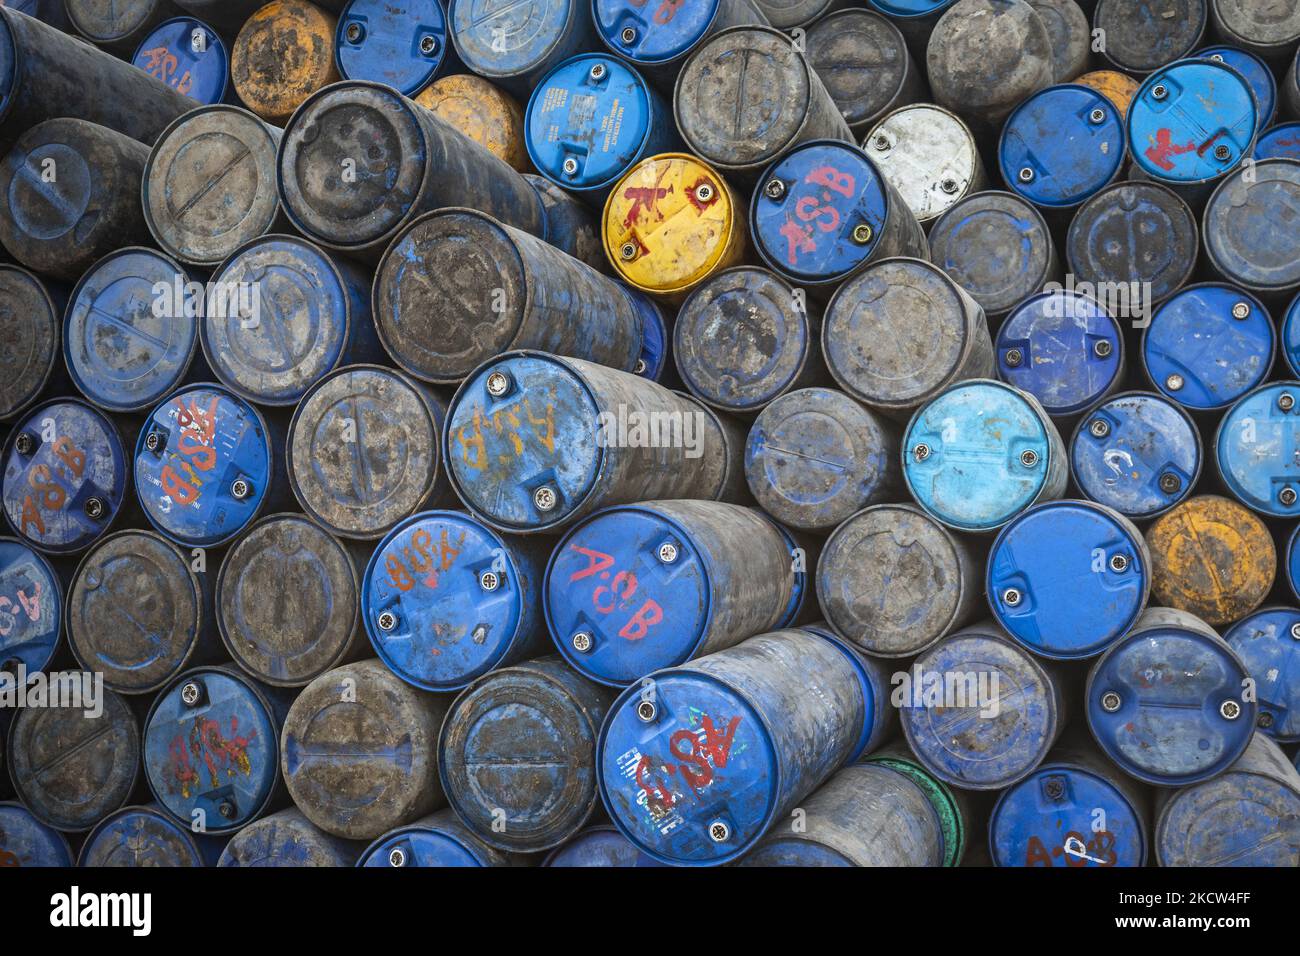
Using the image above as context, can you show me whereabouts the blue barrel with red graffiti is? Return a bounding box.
[143,664,289,835]
[1216,381,1300,517]
[1223,607,1300,743]
[1255,122,1300,161]
[78,804,224,867]
[593,0,766,79]
[362,510,548,692]
[358,810,522,867]
[218,808,361,867]
[0,537,60,677]
[1198,45,1275,127]
[450,0,594,97]
[543,824,659,866]
[132,17,229,106]
[0,801,73,866]
[335,0,450,97]
[2,398,129,555]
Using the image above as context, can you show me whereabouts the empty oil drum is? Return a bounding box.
[988,500,1150,660]
[902,379,1067,532]
[1255,122,1300,161]
[132,17,230,106]
[742,388,899,531]
[525,175,609,276]
[545,501,803,685]
[751,140,926,290]
[218,807,362,866]
[230,0,340,125]
[7,680,140,831]
[135,384,281,549]
[864,741,971,866]
[1094,0,1206,74]
[1088,607,1255,785]
[0,118,151,282]
[597,628,869,865]
[1066,182,1198,310]
[439,657,616,852]
[1224,608,1300,742]
[2,398,129,555]
[1142,284,1273,411]
[358,809,522,867]
[1216,382,1300,517]
[143,106,287,269]
[278,81,545,262]
[65,0,179,55]
[1025,0,1088,81]
[823,257,991,418]
[1075,70,1140,117]
[925,191,1060,321]
[144,665,289,833]
[78,804,223,866]
[804,9,924,138]
[64,247,201,414]
[1156,732,1300,866]
[362,510,547,692]
[995,290,1123,419]
[863,105,987,226]
[372,209,643,386]
[593,0,767,84]
[1284,294,1300,375]
[0,265,63,423]
[0,537,61,677]
[414,74,529,172]
[1203,159,1300,302]
[544,824,654,866]
[0,801,73,866]
[449,0,593,98]
[68,530,217,695]
[1199,45,1276,126]
[989,742,1150,867]
[281,659,448,841]
[1209,0,1300,61]
[203,235,381,407]
[1070,392,1201,520]
[444,352,739,533]
[800,621,898,759]
[334,0,450,97]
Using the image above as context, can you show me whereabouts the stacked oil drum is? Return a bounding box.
[0,0,1299,870]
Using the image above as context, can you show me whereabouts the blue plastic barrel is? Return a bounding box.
[0,537,61,677]
[0,801,73,866]
[1223,607,1300,743]
[1197,45,1275,126]
[1216,381,1300,517]
[358,810,522,867]
[218,808,362,867]
[593,0,766,78]
[543,824,658,866]
[1254,122,1300,161]
[132,17,230,105]
[450,0,593,96]
[335,0,450,96]
[78,804,224,866]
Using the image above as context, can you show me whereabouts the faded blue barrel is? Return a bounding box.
[132,17,231,106]
[1,0,67,31]
[287,365,449,540]
[217,513,367,687]
[1197,45,1275,126]
[593,0,768,84]
[823,257,992,419]
[2,397,129,555]
[1288,524,1300,604]
[1203,159,1300,303]
[1290,46,1300,120]
[135,383,281,549]
[902,379,1068,532]
[68,529,218,695]
[444,351,742,534]
[0,801,73,866]
[925,191,1060,321]
[449,0,593,98]
[335,0,450,97]
[144,664,289,834]
[863,741,971,866]
[1216,381,1300,517]
[899,623,1065,790]
[989,741,1151,867]
[218,808,362,867]
[1088,606,1256,786]
[1095,0,1205,74]
[358,809,524,866]
[743,387,900,531]
[1254,122,1300,161]
[524,173,610,276]
[7,679,140,831]
[78,804,224,866]
[987,500,1150,660]
[362,510,548,692]
[799,621,897,760]
[0,264,65,422]
[545,501,803,685]
[0,537,61,677]
[1209,0,1300,61]
[626,286,670,382]
[1156,732,1300,866]
[544,824,658,866]
[1142,284,1274,411]
[1070,391,1201,519]
[1223,607,1300,742]
[439,656,616,852]
[63,246,200,414]
[1285,294,1300,376]
[281,659,448,841]
[597,628,869,865]
[995,291,1123,419]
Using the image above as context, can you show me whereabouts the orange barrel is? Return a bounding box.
[414,74,530,173]
[231,0,340,125]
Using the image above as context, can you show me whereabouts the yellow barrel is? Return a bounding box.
[1075,70,1141,118]
[1145,495,1275,627]
[232,0,340,125]
[602,153,746,300]
[414,75,529,173]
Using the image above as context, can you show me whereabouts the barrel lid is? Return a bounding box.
[866,0,954,15]
[0,538,60,676]
[863,753,965,866]
[598,670,777,865]
[135,384,273,548]
[451,0,574,78]
[1197,45,1275,125]
[3,398,127,554]
[1,129,94,257]
[0,802,74,866]
[627,287,668,381]
[674,267,809,412]
[1000,85,1124,209]
[231,1,339,124]
[527,54,655,192]
[1143,284,1273,410]
[66,0,158,43]
[144,667,280,833]
[204,235,354,405]
[864,104,980,225]
[1095,0,1206,73]
[543,825,648,866]
[1204,159,1300,293]
[359,822,488,867]
[1255,122,1300,162]
[594,0,720,64]
[0,265,58,421]
[132,17,230,105]
[335,0,448,96]
[1212,0,1300,50]
[288,366,441,539]
[751,140,889,284]
[362,511,529,691]
[805,10,909,131]
[1216,382,1300,517]
[1157,763,1300,866]
[218,513,359,687]
[65,247,199,413]
[78,805,207,867]
[996,291,1122,416]
[68,530,202,694]
[1223,608,1300,742]
[1128,59,1256,184]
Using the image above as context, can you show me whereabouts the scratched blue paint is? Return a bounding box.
[999,85,1125,209]
[1070,391,1201,519]
[2,398,127,554]
[0,802,72,866]
[218,809,360,867]
[451,0,593,93]
[623,286,669,381]
[78,804,224,867]
[0,538,60,675]
[995,290,1123,417]
[543,824,661,866]
[131,18,229,106]
[1254,122,1300,161]
[1216,381,1300,517]
[64,247,199,414]
[1197,46,1275,128]
[1223,608,1300,743]
[335,0,450,96]
[1142,284,1274,410]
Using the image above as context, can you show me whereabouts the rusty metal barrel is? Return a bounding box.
[231,0,341,125]
[414,74,529,173]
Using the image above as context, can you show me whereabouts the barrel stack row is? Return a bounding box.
[1,0,1299,869]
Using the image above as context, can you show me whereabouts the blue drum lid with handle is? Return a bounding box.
[594,0,720,64]
[1254,123,1300,162]
[132,17,230,106]
[1215,381,1300,518]
[335,0,449,96]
